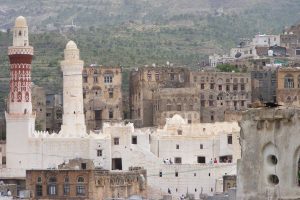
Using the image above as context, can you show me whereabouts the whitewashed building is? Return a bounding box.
[1,16,241,199]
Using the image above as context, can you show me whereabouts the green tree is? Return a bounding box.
[216,64,240,72]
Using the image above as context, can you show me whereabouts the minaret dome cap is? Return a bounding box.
[66,40,78,50]
[15,16,27,27]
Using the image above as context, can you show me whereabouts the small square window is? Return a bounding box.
[177,130,182,135]
[175,171,179,177]
[109,110,113,119]
[114,138,119,145]
[227,134,233,144]
[104,74,113,83]
[132,136,137,144]
[97,150,102,157]
[159,171,162,177]
[81,163,86,170]
[200,144,203,149]
[175,157,182,164]
[176,144,179,149]
[197,156,206,163]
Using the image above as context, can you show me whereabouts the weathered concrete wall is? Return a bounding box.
[237,107,300,200]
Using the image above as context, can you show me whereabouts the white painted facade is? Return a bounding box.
[150,115,240,165]
[230,45,258,60]
[252,34,280,47]
[60,41,86,137]
[208,54,235,67]
[3,16,241,200]
[209,34,281,64]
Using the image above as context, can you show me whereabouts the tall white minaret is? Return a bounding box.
[5,16,36,171]
[60,41,86,136]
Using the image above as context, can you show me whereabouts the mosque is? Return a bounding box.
[1,16,241,199]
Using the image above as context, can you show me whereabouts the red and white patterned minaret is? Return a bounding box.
[5,16,36,172]
[8,16,34,114]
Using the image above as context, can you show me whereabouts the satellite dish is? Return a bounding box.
[268,50,273,57]
[235,52,242,58]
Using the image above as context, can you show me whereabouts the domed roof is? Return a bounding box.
[15,16,27,27]
[66,40,78,50]
[166,114,186,125]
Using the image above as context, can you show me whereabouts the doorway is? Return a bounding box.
[112,158,122,170]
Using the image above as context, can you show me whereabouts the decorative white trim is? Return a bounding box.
[8,47,33,55]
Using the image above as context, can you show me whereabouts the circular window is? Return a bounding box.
[269,174,279,185]
[267,155,278,165]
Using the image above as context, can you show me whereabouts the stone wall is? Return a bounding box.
[153,87,200,126]
[190,71,251,123]
[129,66,190,127]
[26,168,147,200]
[83,66,123,131]
[237,107,300,200]
[31,84,46,131]
[277,67,300,106]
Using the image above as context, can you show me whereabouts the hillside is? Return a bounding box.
[0,0,300,112]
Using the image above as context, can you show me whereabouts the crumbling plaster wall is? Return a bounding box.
[237,107,300,200]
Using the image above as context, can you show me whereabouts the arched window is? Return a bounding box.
[77,177,85,196]
[284,74,294,88]
[64,176,70,195]
[217,78,223,84]
[48,177,57,196]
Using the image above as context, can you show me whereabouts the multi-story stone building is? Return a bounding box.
[153,87,200,126]
[2,17,242,200]
[129,66,190,127]
[277,67,300,106]
[45,94,62,132]
[280,24,300,57]
[190,71,251,122]
[31,84,46,131]
[251,69,277,103]
[83,66,123,131]
[26,158,147,200]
